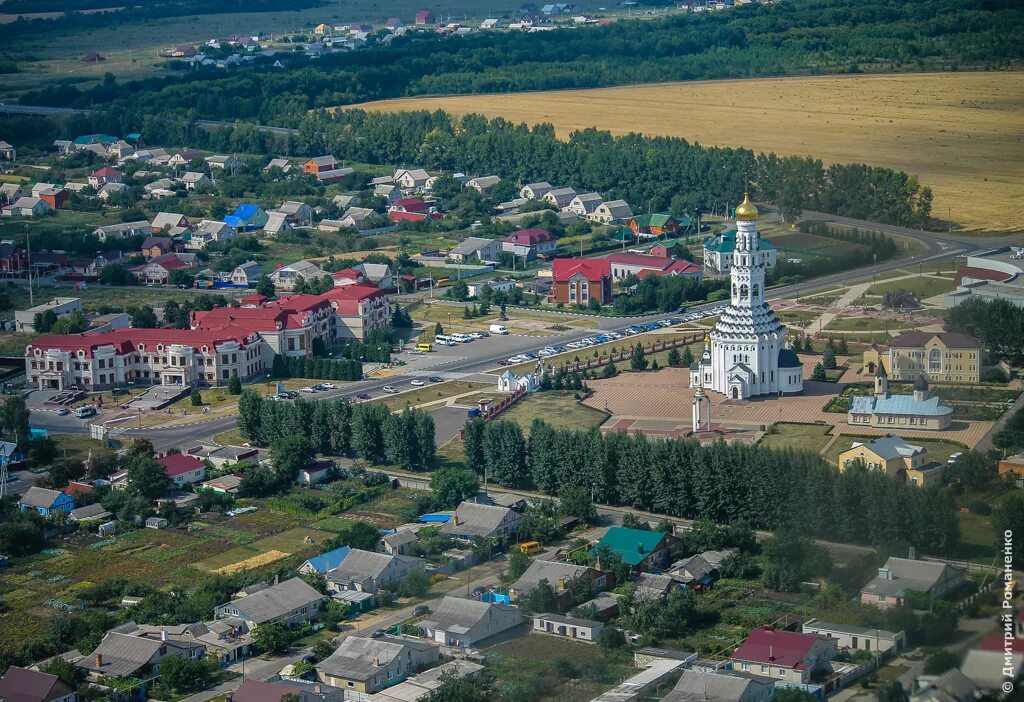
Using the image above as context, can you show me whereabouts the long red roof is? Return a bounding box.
[635,260,703,279]
[732,627,821,669]
[29,326,257,357]
[505,227,554,245]
[158,453,204,478]
[552,257,611,283]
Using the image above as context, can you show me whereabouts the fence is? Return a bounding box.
[557,333,701,373]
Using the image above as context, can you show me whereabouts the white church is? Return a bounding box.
[689,195,803,399]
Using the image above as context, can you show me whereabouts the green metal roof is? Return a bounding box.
[594,527,667,566]
[703,230,776,254]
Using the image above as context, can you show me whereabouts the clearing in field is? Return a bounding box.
[356,71,1024,233]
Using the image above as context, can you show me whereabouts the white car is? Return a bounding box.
[410,379,425,387]
[469,332,487,340]
[538,347,558,356]
[320,383,336,390]
[383,385,398,394]
[300,386,317,393]
[606,331,622,339]
[507,355,529,363]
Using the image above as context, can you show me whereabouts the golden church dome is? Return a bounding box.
[735,193,759,221]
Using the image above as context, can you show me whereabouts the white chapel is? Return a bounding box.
[689,194,803,399]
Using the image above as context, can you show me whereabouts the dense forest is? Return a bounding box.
[464,418,960,553]
[0,0,320,39]
[19,0,1023,114]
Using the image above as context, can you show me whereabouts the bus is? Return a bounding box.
[415,342,433,352]
[519,541,542,555]
[434,335,457,346]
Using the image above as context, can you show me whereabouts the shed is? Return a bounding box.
[146,517,168,529]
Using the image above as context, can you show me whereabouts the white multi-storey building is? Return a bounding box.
[690,195,803,399]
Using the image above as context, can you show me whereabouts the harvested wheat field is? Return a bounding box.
[357,72,1024,232]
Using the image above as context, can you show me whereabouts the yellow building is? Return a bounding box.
[862,332,982,384]
[838,435,944,488]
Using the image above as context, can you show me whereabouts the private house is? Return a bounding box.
[848,368,954,431]
[503,228,558,259]
[510,560,612,610]
[97,182,131,201]
[703,230,778,274]
[274,201,314,226]
[959,636,1024,690]
[200,475,243,495]
[297,459,334,485]
[303,156,353,184]
[299,546,352,575]
[731,626,838,684]
[415,10,436,24]
[606,252,703,283]
[385,17,404,29]
[838,435,944,488]
[394,169,431,191]
[18,487,75,517]
[0,242,26,273]
[532,613,604,642]
[466,175,502,196]
[0,666,76,702]
[629,213,683,237]
[662,668,776,702]
[592,527,675,574]
[381,528,419,556]
[69,503,113,523]
[0,141,16,162]
[269,260,329,291]
[180,171,212,191]
[141,235,174,258]
[88,166,122,187]
[910,669,978,702]
[337,206,380,230]
[144,178,176,197]
[264,158,293,173]
[861,332,983,384]
[167,148,205,167]
[634,572,677,601]
[37,186,69,210]
[390,197,429,214]
[224,204,269,232]
[215,577,326,627]
[353,262,393,289]
[589,199,633,224]
[0,183,24,205]
[551,257,613,306]
[860,557,966,608]
[2,196,51,217]
[75,628,206,682]
[520,182,553,200]
[375,183,399,202]
[186,220,237,250]
[132,253,197,285]
[205,155,243,173]
[151,212,191,232]
[158,453,206,486]
[440,501,523,541]
[324,549,426,594]
[420,596,524,648]
[449,237,502,263]
[263,211,292,237]
[15,297,83,332]
[315,636,439,693]
[668,554,719,590]
[802,619,905,655]
[543,187,577,209]
[233,679,344,702]
[567,192,603,217]
[231,261,261,286]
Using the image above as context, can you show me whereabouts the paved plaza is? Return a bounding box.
[585,367,996,449]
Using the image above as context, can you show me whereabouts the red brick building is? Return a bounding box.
[551,257,613,306]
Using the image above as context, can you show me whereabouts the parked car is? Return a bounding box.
[383,386,397,394]
[320,383,337,389]
[300,386,317,394]
[413,605,431,616]
[428,376,444,382]
[410,379,425,387]
[356,392,371,400]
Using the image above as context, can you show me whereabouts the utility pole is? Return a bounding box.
[26,227,33,306]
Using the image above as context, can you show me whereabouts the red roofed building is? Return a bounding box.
[64,481,95,498]
[551,257,612,306]
[88,166,122,187]
[26,326,269,391]
[606,252,703,283]
[390,197,429,213]
[321,284,391,339]
[332,268,365,287]
[503,228,558,259]
[192,294,337,356]
[158,453,206,485]
[132,253,196,285]
[415,10,436,24]
[954,264,1015,287]
[388,210,442,224]
[732,626,838,684]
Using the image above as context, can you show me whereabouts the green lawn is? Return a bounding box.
[50,434,107,460]
[212,428,247,446]
[777,309,820,325]
[955,511,997,562]
[867,276,956,299]
[824,316,917,332]
[500,392,609,434]
[373,381,490,411]
[759,423,833,455]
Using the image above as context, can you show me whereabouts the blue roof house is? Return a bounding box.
[298,546,351,575]
[224,204,268,232]
[19,487,75,517]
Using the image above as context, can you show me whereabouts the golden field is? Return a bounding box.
[356,72,1024,233]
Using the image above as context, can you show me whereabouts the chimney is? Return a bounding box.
[314,684,322,693]
[558,577,565,590]
[878,567,892,581]
[637,543,645,554]
[769,645,774,662]
[96,653,103,667]
[161,628,167,642]
[374,656,381,667]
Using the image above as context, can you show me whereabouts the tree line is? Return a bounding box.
[945,296,1024,365]
[237,392,435,470]
[462,418,959,552]
[270,355,364,382]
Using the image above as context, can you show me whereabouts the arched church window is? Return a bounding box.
[752,284,759,299]
[740,284,749,299]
